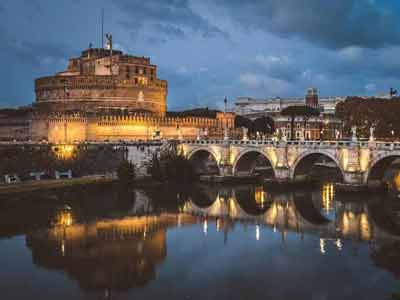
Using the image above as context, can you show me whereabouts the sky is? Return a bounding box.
[1,0,400,110]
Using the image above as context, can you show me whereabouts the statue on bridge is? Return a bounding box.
[242,127,249,141]
[351,126,358,142]
[369,127,375,142]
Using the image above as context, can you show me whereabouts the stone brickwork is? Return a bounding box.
[31,113,235,143]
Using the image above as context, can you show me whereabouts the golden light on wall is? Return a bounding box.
[359,149,370,172]
[341,149,349,171]
[54,145,76,160]
[265,148,278,168]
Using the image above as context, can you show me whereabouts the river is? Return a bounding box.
[0,182,400,300]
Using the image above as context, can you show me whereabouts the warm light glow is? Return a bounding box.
[322,183,334,212]
[342,212,349,236]
[55,144,75,159]
[360,213,371,241]
[61,240,66,256]
[256,225,260,241]
[255,186,265,208]
[394,172,400,191]
[203,219,208,235]
[320,238,326,255]
[56,210,73,227]
[335,239,342,251]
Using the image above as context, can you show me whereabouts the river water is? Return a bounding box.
[0,182,400,300]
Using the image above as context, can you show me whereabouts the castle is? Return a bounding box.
[0,43,234,143]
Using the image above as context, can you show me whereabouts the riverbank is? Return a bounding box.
[0,175,117,195]
[0,174,172,196]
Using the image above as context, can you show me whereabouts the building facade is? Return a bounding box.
[273,114,343,140]
[235,88,345,118]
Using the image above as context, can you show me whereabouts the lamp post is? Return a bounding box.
[223,96,229,141]
[391,129,395,141]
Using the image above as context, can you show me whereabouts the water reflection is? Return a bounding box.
[26,216,172,291]
[2,182,400,298]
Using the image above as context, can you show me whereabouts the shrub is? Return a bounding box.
[117,160,136,186]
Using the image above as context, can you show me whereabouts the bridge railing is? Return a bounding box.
[2,139,400,150]
[179,139,400,150]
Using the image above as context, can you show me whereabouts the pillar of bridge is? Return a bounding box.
[274,146,291,180]
[341,145,366,186]
[219,143,233,176]
[274,167,291,180]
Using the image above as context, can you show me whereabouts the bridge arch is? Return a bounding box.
[232,149,275,177]
[187,148,221,175]
[365,152,400,184]
[290,150,344,181]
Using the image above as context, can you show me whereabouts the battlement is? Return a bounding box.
[97,114,217,127]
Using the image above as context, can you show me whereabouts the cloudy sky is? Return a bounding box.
[1,0,400,110]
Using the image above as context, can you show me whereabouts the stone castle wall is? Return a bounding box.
[31,113,232,143]
[35,76,167,116]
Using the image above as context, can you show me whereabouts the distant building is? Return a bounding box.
[273,114,343,140]
[235,88,345,118]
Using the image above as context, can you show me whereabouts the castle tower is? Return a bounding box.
[34,47,168,116]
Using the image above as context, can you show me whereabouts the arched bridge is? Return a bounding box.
[179,139,400,187]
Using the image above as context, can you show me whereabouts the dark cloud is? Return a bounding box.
[153,23,185,39]
[114,0,228,39]
[0,29,72,67]
[216,0,400,49]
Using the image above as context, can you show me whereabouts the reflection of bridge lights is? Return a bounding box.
[56,210,73,227]
[255,186,265,208]
[203,219,208,235]
[320,238,326,255]
[394,172,400,191]
[61,240,66,257]
[360,213,371,241]
[256,225,260,241]
[336,239,342,251]
[342,212,350,235]
[216,219,220,232]
[322,183,334,212]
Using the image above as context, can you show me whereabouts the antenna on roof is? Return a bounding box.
[101,8,104,48]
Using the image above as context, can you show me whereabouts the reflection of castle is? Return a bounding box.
[26,216,172,291]
[1,43,235,142]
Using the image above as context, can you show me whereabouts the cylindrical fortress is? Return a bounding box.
[34,48,168,116]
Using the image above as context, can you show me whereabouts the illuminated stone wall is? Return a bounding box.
[31,114,228,142]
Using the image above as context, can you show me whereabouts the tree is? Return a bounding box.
[336,97,400,139]
[149,153,163,181]
[117,160,136,186]
[253,116,274,135]
[281,105,320,140]
[147,148,196,183]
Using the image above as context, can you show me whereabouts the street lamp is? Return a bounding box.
[391,130,395,141]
